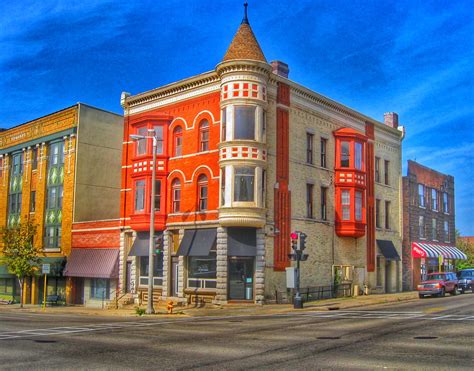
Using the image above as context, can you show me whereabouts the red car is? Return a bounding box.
[417,272,459,298]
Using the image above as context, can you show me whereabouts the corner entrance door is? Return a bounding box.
[228,257,254,300]
[170,257,179,297]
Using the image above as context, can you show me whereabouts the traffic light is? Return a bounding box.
[298,232,307,251]
[290,232,299,251]
[154,234,163,255]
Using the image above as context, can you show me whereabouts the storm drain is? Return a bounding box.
[413,336,438,340]
[317,336,341,340]
[33,340,57,343]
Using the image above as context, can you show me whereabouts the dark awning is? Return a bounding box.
[64,249,119,279]
[228,227,257,256]
[377,240,401,261]
[176,229,216,256]
[129,232,164,257]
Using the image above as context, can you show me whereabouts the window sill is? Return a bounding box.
[43,248,61,253]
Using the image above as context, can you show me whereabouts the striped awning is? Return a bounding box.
[412,242,467,260]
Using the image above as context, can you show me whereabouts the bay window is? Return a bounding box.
[153,125,164,154]
[340,142,350,167]
[234,167,255,202]
[355,191,363,221]
[355,143,362,170]
[341,190,350,220]
[134,180,145,212]
[154,180,161,211]
[136,126,147,156]
[234,106,255,140]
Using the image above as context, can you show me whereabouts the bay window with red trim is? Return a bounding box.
[333,128,368,237]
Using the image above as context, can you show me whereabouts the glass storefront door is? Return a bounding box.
[228,257,254,300]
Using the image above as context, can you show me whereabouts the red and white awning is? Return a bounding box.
[412,242,467,260]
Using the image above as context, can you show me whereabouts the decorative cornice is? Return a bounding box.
[124,71,220,110]
[216,60,271,78]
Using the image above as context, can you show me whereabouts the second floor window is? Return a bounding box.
[306,183,314,218]
[172,179,181,212]
[419,216,425,238]
[199,120,209,152]
[134,180,145,212]
[153,125,164,154]
[320,186,327,220]
[431,189,438,211]
[173,126,183,157]
[375,199,381,228]
[136,127,147,156]
[320,138,327,168]
[306,133,314,164]
[443,192,449,213]
[341,190,350,220]
[355,191,363,221]
[384,160,390,185]
[375,157,380,183]
[385,201,391,229]
[432,218,437,240]
[154,180,161,211]
[198,174,208,211]
[418,184,425,207]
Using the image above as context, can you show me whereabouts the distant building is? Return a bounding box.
[0,104,122,305]
[402,160,467,290]
[118,5,405,305]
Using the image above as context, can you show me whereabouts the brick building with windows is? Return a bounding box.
[402,160,466,291]
[0,104,122,305]
[117,5,406,305]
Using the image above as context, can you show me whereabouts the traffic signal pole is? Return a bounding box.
[289,231,307,309]
[294,252,303,308]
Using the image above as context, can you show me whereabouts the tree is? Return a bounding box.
[456,230,474,269]
[0,221,41,308]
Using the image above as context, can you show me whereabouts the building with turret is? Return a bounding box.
[118,5,405,305]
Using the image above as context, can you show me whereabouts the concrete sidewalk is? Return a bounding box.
[0,291,419,318]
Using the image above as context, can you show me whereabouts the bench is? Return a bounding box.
[45,295,60,306]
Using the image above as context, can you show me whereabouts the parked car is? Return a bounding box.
[456,269,474,294]
[417,272,459,298]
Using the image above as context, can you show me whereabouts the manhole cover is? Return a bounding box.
[317,336,340,340]
[34,340,57,343]
[413,336,438,340]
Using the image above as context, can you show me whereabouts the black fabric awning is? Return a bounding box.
[228,227,257,256]
[176,228,216,256]
[377,240,401,261]
[129,232,150,257]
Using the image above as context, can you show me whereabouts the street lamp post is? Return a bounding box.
[130,129,157,314]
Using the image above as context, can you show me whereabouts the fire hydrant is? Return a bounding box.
[167,300,174,314]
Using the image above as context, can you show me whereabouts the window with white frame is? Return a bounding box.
[341,190,350,220]
[136,126,147,156]
[234,106,255,140]
[234,167,255,202]
[355,191,363,221]
[153,125,164,154]
[134,180,145,212]
[172,178,181,212]
[154,180,161,211]
[198,174,208,211]
[355,142,363,170]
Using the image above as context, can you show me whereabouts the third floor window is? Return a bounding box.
[418,184,425,207]
[199,120,209,152]
[173,126,183,157]
[320,138,327,168]
[306,133,314,164]
[431,189,438,211]
[375,157,380,183]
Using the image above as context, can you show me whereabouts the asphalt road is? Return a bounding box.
[0,294,473,370]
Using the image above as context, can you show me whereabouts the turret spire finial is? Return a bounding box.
[242,2,249,25]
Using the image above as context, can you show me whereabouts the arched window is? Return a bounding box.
[197,174,208,211]
[171,178,181,213]
[173,126,183,157]
[199,120,209,152]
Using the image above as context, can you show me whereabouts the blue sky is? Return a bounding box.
[1,0,473,234]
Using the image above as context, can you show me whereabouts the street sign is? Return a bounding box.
[42,264,50,275]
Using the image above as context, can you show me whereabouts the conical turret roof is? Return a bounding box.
[222,4,267,63]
